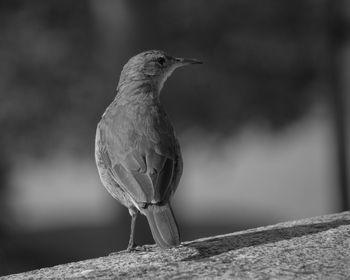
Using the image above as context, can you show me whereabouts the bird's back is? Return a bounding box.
[95,87,182,210]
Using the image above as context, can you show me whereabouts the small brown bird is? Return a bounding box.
[95,50,202,250]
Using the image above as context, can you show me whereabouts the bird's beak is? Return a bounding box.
[174,57,203,67]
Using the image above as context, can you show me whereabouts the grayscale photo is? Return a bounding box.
[0,0,349,279]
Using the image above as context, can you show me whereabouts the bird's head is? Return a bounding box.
[119,50,202,93]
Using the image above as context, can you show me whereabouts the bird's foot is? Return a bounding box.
[108,246,138,256]
[126,242,138,252]
[107,243,140,256]
[137,244,155,252]
[108,244,155,256]
[126,243,155,253]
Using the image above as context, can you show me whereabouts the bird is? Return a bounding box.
[95,50,202,251]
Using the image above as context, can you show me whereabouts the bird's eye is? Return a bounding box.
[156,57,166,66]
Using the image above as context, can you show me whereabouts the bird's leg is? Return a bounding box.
[126,208,138,252]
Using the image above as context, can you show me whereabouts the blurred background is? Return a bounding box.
[0,0,349,276]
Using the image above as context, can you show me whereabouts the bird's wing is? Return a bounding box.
[97,104,181,207]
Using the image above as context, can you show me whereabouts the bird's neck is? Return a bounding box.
[116,78,161,102]
[117,75,164,98]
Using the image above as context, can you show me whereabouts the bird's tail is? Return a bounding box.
[143,203,180,248]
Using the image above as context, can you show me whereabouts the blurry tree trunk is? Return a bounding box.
[0,146,9,239]
[327,0,349,211]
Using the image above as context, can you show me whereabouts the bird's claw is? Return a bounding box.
[126,244,155,253]
[126,241,139,252]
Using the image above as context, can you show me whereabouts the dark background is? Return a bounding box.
[0,0,349,276]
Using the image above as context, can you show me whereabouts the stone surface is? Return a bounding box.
[2,212,350,279]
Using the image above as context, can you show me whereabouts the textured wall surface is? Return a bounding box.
[2,212,350,279]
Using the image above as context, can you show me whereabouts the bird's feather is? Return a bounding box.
[143,203,180,248]
[96,91,182,207]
